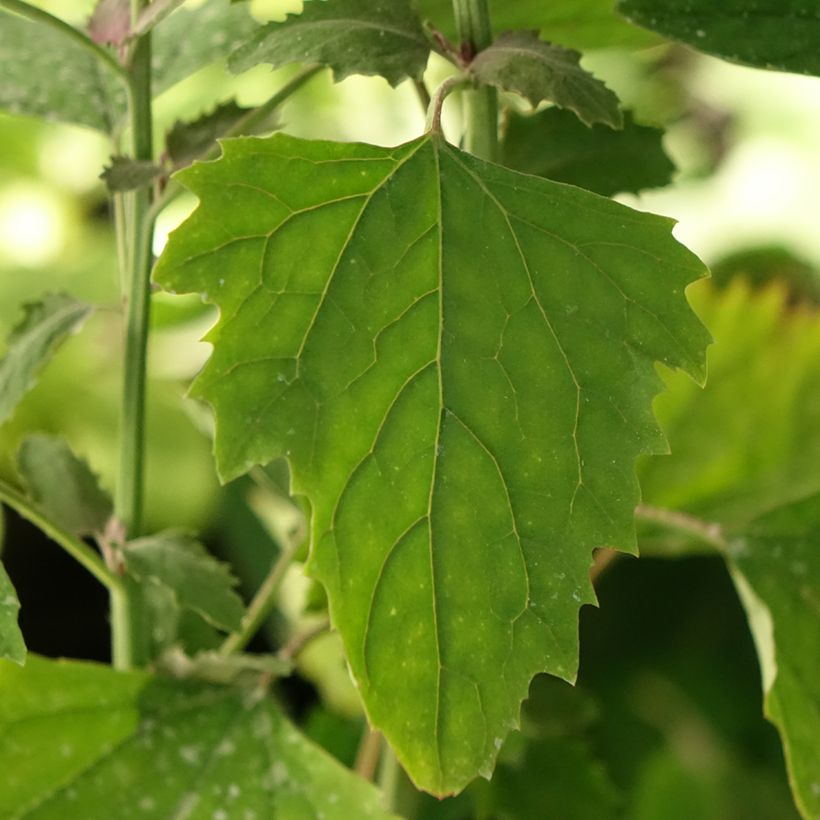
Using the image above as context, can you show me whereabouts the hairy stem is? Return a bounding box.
[0,480,123,593]
[426,73,470,134]
[452,0,498,160]
[0,0,130,85]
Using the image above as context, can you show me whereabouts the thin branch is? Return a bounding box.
[278,617,331,661]
[589,547,621,584]
[0,479,123,593]
[635,504,727,552]
[132,0,185,37]
[354,726,384,781]
[426,73,470,134]
[0,0,130,86]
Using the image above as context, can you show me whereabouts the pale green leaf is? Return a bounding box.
[155,132,709,793]
[228,0,430,86]
[0,656,396,819]
[417,0,660,51]
[471,31,622,128]
[0,563,25,665]
[617,0,820,77]
[0,295,93,426]
[122,531,244,632]
[17,435,113,537]
[100,156,164,192]
[729,494,820,820]
[501,108,674,196]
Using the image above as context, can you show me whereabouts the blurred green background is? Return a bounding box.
[1,1,819,818]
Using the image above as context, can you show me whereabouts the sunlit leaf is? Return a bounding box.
[228,0,429,86]
[0,295,93,426]
[729,494,820,820]
[501,109,674,196]
[155,131,708,793]
[471,31,622,128]
[122,532,245,632]
[0,563,24,665]
[0,656,396,818]
[618,0,820,77]
[17,435,112,537]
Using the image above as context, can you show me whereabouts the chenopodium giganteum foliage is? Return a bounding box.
[155,130,709,794]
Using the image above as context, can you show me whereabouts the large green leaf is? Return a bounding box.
[417,0,659,51]
[155,132,708,793]
[501,108,674,197]
[0,655,395,818]
[228,0,430,86]
[0,562,24,665]
[17,435,113,537]
[729,494,820,820]
[122,531,245,633]
[470,31,622,128]
[0,295,93,426]
[617,0,820,77]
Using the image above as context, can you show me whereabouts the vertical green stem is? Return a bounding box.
[112,0,154,669]
[452,0,498,160]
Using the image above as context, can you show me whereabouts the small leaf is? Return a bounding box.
[122,532,244,632]
[100,156,164,192]
[0,294,93,426]
[617,0,820,78]
[729,494,820,820]
[501,108,674,196]
[166,101,263,168]
[0,563,25,665]
[17,435,113,537]
[0,656,397,818]
[228,0,430,86]
[471,31,622,128]
[155,132,709,793]
[87,0,131,46]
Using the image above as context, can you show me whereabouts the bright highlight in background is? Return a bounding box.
[0,184,65,268]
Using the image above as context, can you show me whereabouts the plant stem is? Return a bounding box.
[218,539,302,656]
[278,616,331,661]
[635,504,727,552]
[0,0,130,85]
[378,743,401,811]
[452,0,498,160]
[426,73,470,134]
[0,480,122,592]
[354,727,383,781]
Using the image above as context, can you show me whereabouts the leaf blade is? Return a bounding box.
[0,563,25,665]
[155,132,709,793]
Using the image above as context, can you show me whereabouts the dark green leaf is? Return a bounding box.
[0,14,122,131]
[501,108,674,196]
[228,0,430,86]
[0,656,397,818]
[617,0,820,77]
[122,531,244,632]
[100,156,164,192]
[729,494,820,820]
[471,31,622,128]
[418,0,660,51]
[0,563,24,665]
[17,435,113,537]
[0,295,93,426]
[155,132,709,793]
[166,101,260,168]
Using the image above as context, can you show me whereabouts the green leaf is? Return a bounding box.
[17,435,113,537]
[0,563,25,665]
[471,31,622,128]
[122,531,245,632]
[0,14,122,131]
[166,101,260,169]
[501,108,674,196]
[155,132,709,794]
[0,295,93,426]
[617,0,820,77]
[418,0,660,51]
[227,0,430,86]
[100,156,164,192]
[729,494,820,820]
[0,656,397,818]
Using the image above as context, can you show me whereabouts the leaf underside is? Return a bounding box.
[618,0,820,77]
[729,494,820,820]
[0,656,395,819]
[155,132,709,794]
